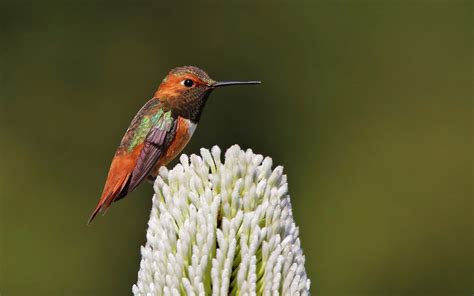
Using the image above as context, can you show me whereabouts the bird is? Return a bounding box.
[87,66,261,224]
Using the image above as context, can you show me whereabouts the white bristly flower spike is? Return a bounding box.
[132,145,311,295]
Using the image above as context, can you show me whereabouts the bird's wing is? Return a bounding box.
[87,101,176,224]
[127,112,177,192]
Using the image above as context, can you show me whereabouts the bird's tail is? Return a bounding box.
[87,203,104,225]
[86,171,131,225]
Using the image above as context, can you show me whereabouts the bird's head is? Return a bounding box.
[154,66,260,122]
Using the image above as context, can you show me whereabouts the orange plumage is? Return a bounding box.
[88,143,144,223]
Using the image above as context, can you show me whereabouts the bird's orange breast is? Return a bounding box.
[151,116,196,177]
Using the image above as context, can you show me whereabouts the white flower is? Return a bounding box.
[133,145,311,295]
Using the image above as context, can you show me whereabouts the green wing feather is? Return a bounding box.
[127,108,165,151]
[119,99,173,153]
[127,110,176,192]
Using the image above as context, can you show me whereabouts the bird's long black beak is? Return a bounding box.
[212,80,261,88]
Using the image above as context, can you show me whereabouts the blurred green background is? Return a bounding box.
[0,1,472,295]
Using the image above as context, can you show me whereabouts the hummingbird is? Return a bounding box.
[87,66,260,224]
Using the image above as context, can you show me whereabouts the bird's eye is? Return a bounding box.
[183,79,194,87]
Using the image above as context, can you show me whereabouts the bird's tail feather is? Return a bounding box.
[86,171,131,225]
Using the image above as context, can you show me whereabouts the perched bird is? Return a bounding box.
[87,66,260,224]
